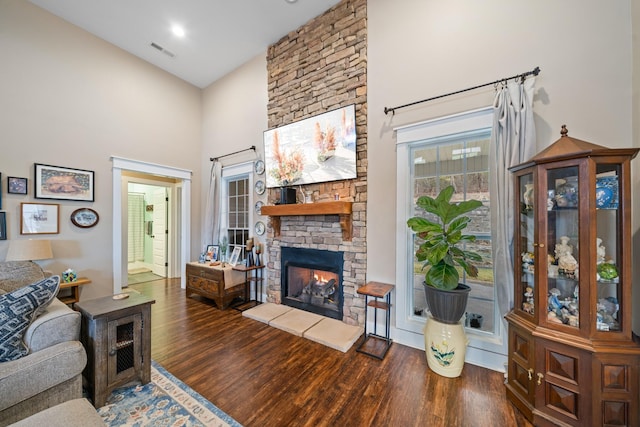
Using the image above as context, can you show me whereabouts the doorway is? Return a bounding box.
[127,182,169,283]
[111,156,192,294]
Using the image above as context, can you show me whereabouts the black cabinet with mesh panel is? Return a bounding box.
[76,293,155,408]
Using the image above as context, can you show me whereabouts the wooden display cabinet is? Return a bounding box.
[505,126,640,426]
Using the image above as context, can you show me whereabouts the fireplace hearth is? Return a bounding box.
[281,247,343,320]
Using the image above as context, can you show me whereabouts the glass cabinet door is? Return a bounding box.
[595,165,621,332]
[517,172,535,316]
[546,166,580,329]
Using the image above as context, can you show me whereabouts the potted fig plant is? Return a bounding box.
[407,185,484,377]
[407,185,483,324]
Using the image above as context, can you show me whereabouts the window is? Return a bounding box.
[226,177,250,258]
[221,162,253,262]
[410,130,494,332]
[396,108,507,367]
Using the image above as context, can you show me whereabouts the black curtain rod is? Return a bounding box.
[210,145,256,162]
[384,66,541,115]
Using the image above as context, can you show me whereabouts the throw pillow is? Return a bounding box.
[0,275,60,362]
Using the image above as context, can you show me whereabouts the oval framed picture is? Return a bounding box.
[255,180,265,195]
[255,221,266,235]
[255,159,265,175]
[70,208,99,228]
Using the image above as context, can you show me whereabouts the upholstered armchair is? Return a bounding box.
[0,261,87,426]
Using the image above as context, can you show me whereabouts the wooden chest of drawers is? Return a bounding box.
[185,262,246,309]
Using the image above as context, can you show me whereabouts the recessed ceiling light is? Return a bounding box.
[171,25,185,38]
[284,0,298,3]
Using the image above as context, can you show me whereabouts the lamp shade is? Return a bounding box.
[6,239,53,261]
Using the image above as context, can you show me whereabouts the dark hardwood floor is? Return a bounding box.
[131,279,533,427]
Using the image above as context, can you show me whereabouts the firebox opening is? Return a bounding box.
[286,265,339,307]
[281,247,344,320]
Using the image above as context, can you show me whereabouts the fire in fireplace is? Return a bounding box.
[281,247,343,320]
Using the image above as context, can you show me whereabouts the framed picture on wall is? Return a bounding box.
[20,202,59,235]
[228,246,242,266]
[8,177,28,195]
[34,163,95,202]
[0,212,6,240]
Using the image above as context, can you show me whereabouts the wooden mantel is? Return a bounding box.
[261,201,353,241]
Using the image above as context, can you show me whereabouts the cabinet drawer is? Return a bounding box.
[188,276,221,292]
[187,265,223,281]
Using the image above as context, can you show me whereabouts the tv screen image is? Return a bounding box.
[263,104,357,188]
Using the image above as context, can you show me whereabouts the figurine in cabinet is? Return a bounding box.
[555,236,578,278]
[596,237,606,264]
[523,183,534,211]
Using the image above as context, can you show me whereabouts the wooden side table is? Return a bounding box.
[58,277,91,305]
[76,293,155,408]
[356,281,394,360]
[231,264,265,312]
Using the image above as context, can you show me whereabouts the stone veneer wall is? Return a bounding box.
[265,0,367,326]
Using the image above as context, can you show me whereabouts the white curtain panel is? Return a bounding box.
[490,77,537,332]
[202,160,222,253]
[127,193,145,262]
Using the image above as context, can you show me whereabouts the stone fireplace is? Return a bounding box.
[264,0,367,327]
[281,247,343,320]
[264,209,365,326]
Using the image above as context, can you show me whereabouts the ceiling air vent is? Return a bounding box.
[149,42,175,58]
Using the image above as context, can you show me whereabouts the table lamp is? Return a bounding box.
[6,239,53,263]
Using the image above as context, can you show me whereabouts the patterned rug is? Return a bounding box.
[97,361,242,427]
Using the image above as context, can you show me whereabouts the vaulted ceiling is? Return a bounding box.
[30,0,341,88]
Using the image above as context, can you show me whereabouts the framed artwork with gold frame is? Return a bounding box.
[20,202,59,235]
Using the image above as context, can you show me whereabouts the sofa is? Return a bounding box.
[0,261,90,426]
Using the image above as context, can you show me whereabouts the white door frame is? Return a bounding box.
[112,156,191,294]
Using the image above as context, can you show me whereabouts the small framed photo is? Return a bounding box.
[21,202,59,235]
[8,177,28,195]
[206,244,219,261]
[228,246,242,266]
[0,212,6,240]
[34,163,95,202]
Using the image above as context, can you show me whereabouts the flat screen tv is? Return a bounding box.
[263,104,357,188]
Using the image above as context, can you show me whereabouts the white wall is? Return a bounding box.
[0,0,202,299]
[366,0,638,337]
[201,54,269,257]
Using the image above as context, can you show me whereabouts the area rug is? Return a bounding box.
[98,360,242,427]
[243,303,363,352]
